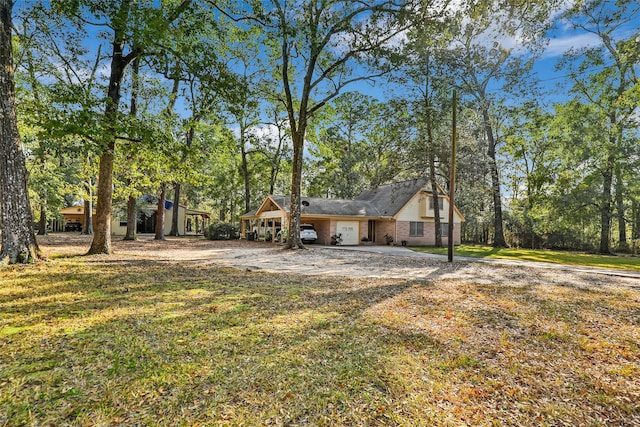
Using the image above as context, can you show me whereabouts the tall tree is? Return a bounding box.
[559,0,639,253]
[400,19,453,247]
[502,103,559,248]
[307,93,383,199]
[0,0,42,264]
[41,0,194,255]
[225,0,417,248]
[446,1,553,247]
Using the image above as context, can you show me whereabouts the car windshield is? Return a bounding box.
[301,225,314,230]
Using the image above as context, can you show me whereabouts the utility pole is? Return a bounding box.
[448,90,457,263]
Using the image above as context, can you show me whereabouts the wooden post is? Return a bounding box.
[448,90,457,263]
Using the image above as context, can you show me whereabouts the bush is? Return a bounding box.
[204,223,239,240]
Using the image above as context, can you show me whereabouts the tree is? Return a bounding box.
[502,103,559,248]
[558,0,639,253]
[225,0,416,248]
[38,0,194,255]
[0,0,42,264]
[307,93,383,199]
[400,21,454,247]
[446,0,555,247]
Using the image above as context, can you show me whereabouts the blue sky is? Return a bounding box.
[532,1,639,104]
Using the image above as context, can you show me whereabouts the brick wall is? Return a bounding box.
[396,221,461,245]
[375,220,396,244]
[358,220,368,242]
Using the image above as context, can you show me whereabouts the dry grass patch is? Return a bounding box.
[1,236,639,426]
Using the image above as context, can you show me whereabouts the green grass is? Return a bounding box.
[1,249,639,426]
[411,245,640,272]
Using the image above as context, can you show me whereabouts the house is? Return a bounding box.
[59,203,210,236]
[110,202,210,236]
[240,178,464,246]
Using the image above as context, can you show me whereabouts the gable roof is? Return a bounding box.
[243,177,438,220]
[356,177,428,217]
[59,206,87,215]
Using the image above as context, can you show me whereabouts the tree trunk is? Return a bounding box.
[155,185,166,241]
[286,129,305,249]
[481,106,507,247]
[429,162,442,247]
[37,203,47,236]
[0,0,42,264]
[170,120,195,235]
[268,112,286,195]
[425,90,442,247]
[124,55,140,241]
[632,199,639,239]
[88,1,135,255]
[170,182,181,236]
[599,159,614,254]
[124,194,137,240]
[82,179,94,235]
[241,140,251,214]
[614,161,627,252]
[82,199,93,235]
[167,75,186,236]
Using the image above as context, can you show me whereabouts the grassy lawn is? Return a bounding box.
[411,245,640,272]
[1,251,639,425]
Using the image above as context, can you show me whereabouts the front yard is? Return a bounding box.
[1,236,638,426]
[412,245,640,272]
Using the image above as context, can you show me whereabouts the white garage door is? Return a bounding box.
[336,221,360,245]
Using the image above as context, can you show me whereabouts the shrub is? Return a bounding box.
[204,223,239,240]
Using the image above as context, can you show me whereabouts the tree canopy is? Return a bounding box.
[1,0,638,262]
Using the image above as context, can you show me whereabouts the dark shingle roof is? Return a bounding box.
[356,177,428,216]
[243,177,429,218]
[269,196,383,217]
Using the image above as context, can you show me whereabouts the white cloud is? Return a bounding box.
[543,32,602,58]
[231,123,291,151]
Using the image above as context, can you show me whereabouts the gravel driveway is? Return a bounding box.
[38,234,640,288]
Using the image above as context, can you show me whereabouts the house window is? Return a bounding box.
[429,197,441,210]
[410,221,424,237]
[441,222,449,237]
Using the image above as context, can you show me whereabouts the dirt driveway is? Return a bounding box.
[37,234,640,289]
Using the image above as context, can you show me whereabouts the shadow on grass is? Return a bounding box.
[2,253,639,426]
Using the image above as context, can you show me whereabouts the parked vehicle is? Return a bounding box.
[274,224,317,243]
[64,222,82,232]
[300,224,318,243]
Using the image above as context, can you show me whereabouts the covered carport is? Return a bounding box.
[240,196,288,243]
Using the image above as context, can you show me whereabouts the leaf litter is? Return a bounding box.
[0,234,638,426]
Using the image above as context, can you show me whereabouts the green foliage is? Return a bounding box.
[204,222,240,240]
[307,93,391,198]
[7,0,640,252]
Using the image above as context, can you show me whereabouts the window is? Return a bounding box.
[428,197,441,210]
[410,221,424,237]
[441,222,449,237]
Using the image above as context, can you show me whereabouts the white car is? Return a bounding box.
[300,224,318,243]
[275,224,318,243]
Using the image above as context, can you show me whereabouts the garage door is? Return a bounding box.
[336,221,360,245]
